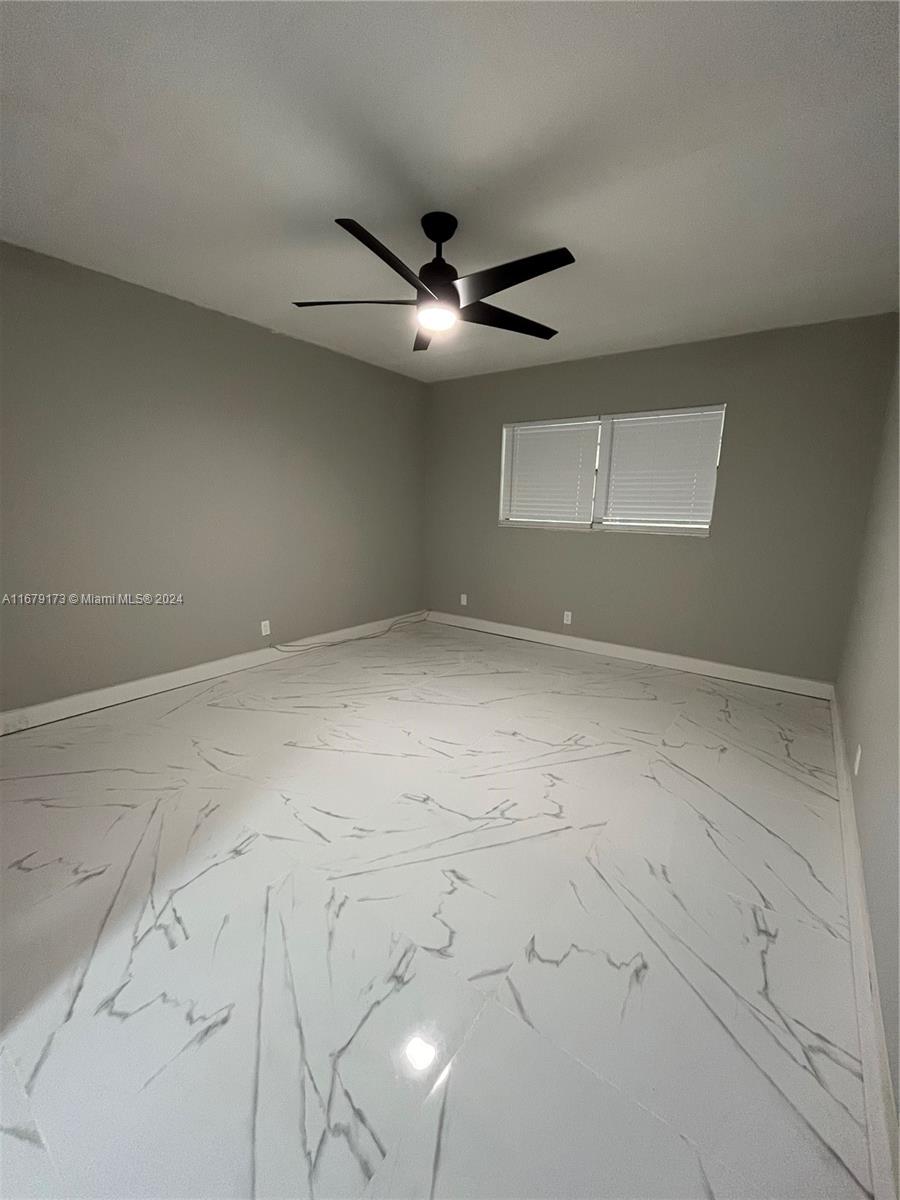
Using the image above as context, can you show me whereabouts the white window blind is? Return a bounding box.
[500,418,600,524]
[594,406,725,531]
[498,405,726,534]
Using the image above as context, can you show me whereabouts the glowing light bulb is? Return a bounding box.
[404,1036,437,1071]
[417,304,458,332]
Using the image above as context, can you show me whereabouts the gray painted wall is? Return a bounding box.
[0,243,426,710]
[424,315,897,681]
[837,358,899,1099]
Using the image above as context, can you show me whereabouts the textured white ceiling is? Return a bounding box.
[1,2,896,382]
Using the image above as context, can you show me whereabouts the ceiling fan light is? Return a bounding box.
[417,304,458,332]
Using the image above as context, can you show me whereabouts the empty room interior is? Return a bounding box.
[1,4,899,1199]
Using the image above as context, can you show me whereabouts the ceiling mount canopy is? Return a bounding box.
[293,213,575,352]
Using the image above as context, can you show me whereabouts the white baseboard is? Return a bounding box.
[426,611,834,700]
[0,611,425,736]
[831,701,899,1200]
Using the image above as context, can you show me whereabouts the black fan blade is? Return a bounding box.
[413,329,431,351]
[292,299,416,308]
[458,301,557,340]
[336,219,437,299]
[454,247,574,307]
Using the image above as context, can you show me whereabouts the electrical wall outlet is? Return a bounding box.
[260,619,271,637]
[460,593,468,607]
[563,610,572,625]
[853,744,862,776]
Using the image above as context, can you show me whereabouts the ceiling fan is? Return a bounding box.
[292,212,575,351]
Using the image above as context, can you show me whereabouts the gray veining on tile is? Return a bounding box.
[0,622,867,1198]
[0,1046,66,1199]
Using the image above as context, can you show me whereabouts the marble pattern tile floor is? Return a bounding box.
[0,622,869,1198]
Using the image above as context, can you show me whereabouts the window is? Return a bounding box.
[499,418,600,525]
[499,405,725,535]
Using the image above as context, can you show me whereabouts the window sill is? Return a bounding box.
[595,523,711,538]
[498,520,710,538]
[498,520,594,533]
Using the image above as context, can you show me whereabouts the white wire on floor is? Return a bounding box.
[270,609,429,656]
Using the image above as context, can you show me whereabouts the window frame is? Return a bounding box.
[498,403,726,537]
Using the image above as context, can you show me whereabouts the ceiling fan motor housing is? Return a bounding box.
[418,257,460,308]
